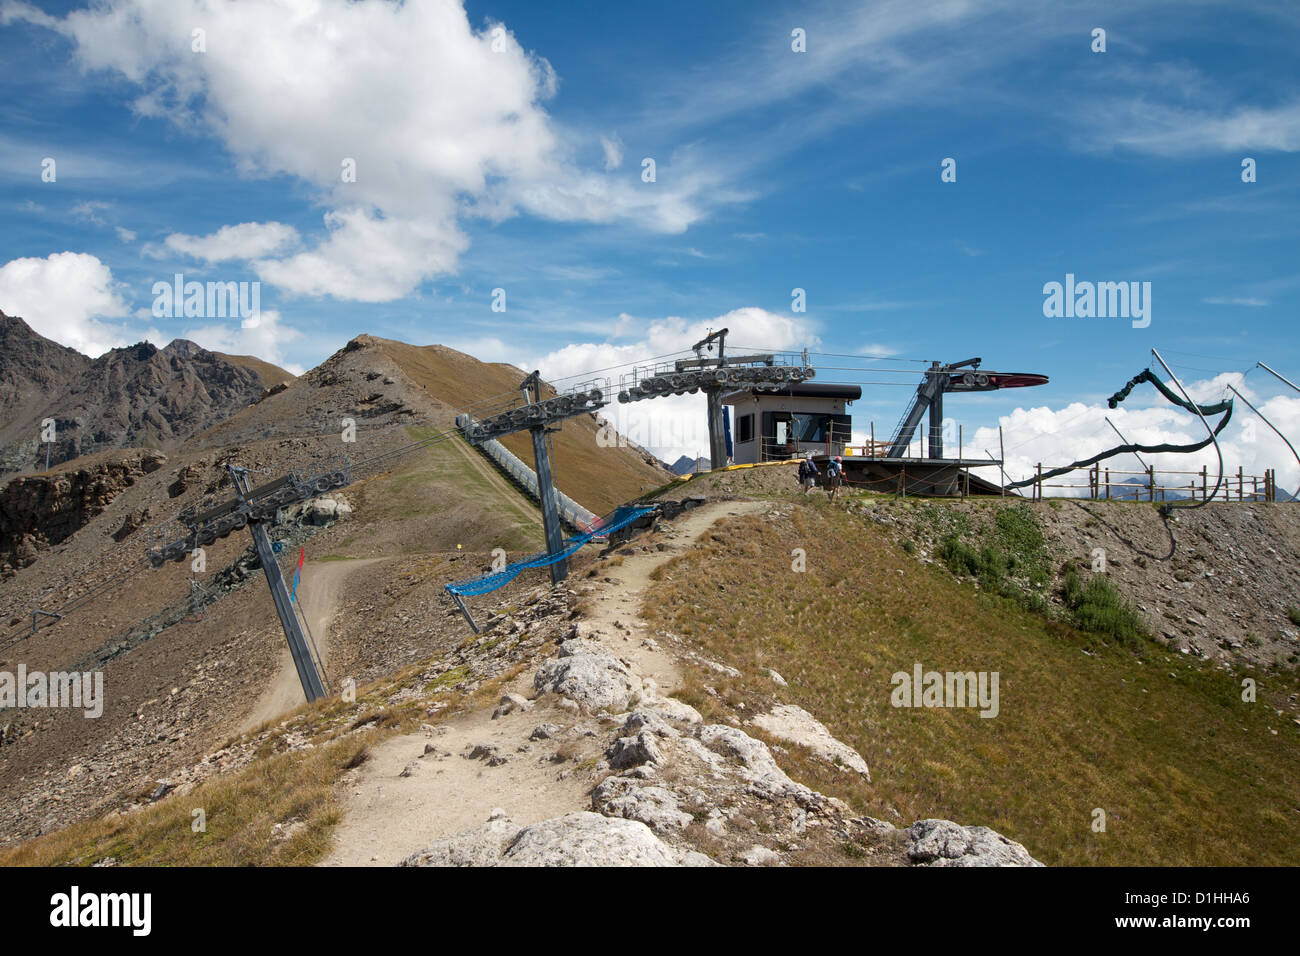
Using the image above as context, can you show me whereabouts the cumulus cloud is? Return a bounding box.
[14,0,727,302]
[531,307,820,464]
[160,221,300,263]
[179,309,304,375]
[0,252,129,356]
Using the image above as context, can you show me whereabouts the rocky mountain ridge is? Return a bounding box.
[0,312,290,477]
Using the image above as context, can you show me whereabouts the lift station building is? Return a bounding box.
[724,383,861,464]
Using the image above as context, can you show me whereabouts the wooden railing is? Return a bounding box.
[1024,464,1280,503]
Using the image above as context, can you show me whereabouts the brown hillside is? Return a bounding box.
[214,352,295,388]
[367,337,670,513]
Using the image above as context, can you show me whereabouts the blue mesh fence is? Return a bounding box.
[445,505,657,598]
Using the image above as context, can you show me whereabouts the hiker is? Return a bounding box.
[798,455,818,495]
[825,455,844,500]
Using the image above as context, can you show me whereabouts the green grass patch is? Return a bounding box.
[1061,570,1150,649]
[642,504,1300,866]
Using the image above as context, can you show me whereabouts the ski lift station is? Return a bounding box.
[723,383,860,463]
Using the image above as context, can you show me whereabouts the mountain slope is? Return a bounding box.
[0,313,292,476]
[366,336,671,513]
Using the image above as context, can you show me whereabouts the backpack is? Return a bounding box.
[827,460,841,478]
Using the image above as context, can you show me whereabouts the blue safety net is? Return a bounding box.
[446,505,657,598]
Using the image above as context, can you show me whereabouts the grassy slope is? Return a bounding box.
[644,496,1300,866]
[330,426,544,556]
[213,352,295,388]
[375,338,668,514]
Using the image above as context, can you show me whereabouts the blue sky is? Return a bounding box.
[1,0,1298,476]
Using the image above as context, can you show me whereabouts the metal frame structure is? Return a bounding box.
[147,461,348,702]
[887,358,1049,458]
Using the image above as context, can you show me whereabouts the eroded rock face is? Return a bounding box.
[0,453,166,577]
[698,724,817,804]
[0,314,273,476]
[399,818,520,867]
[906,819,1043,867]
[401,811,717,867]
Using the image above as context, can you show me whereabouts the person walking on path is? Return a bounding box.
[825,455,844,500]
[798,455,819,495]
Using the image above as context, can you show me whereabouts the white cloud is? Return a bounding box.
[16,0,729,302]
[1080,100,1300,156]
[0,252,129,356]
[161,221,299,263]
[531,306,820,464]
[179,308,304,374]
[115,226,136,242]
[856,343,901,357]
[600,134,624,171]
[70,200,110,225]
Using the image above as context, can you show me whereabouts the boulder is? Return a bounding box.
[400,817,521,867]
[501,812,714,867]
[607,731,662,769]
[534,650,640,713]
[906,819,1043,867]
[697,724,814,803]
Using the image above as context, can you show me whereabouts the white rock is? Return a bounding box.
[400,818,521,866]
[501,812,715,867]
[697,724,815,803]
[534,651,640,712]
[751,704,870,779]
[906,819,1043,867]
[742,845,782,866]
[594,781,692,831]
[643,696,703,726]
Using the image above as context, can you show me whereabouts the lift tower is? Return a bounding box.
[149,462,348,703]
[519,371,568,584]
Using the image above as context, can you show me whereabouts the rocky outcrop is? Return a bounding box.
[0,313,276,476]
[751,703,870,779]
[401,811,716,867]
[0,452,166,576]
[533,640,642,712]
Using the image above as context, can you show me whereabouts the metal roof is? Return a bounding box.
[723,382,862,402]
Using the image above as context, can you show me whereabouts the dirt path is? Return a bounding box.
[240,557,385,732]
[321,499,765,866]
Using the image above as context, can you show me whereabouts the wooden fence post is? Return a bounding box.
[1201,465,1207,502]
[1104,467,1110,500]
[1148,465,1155,501]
